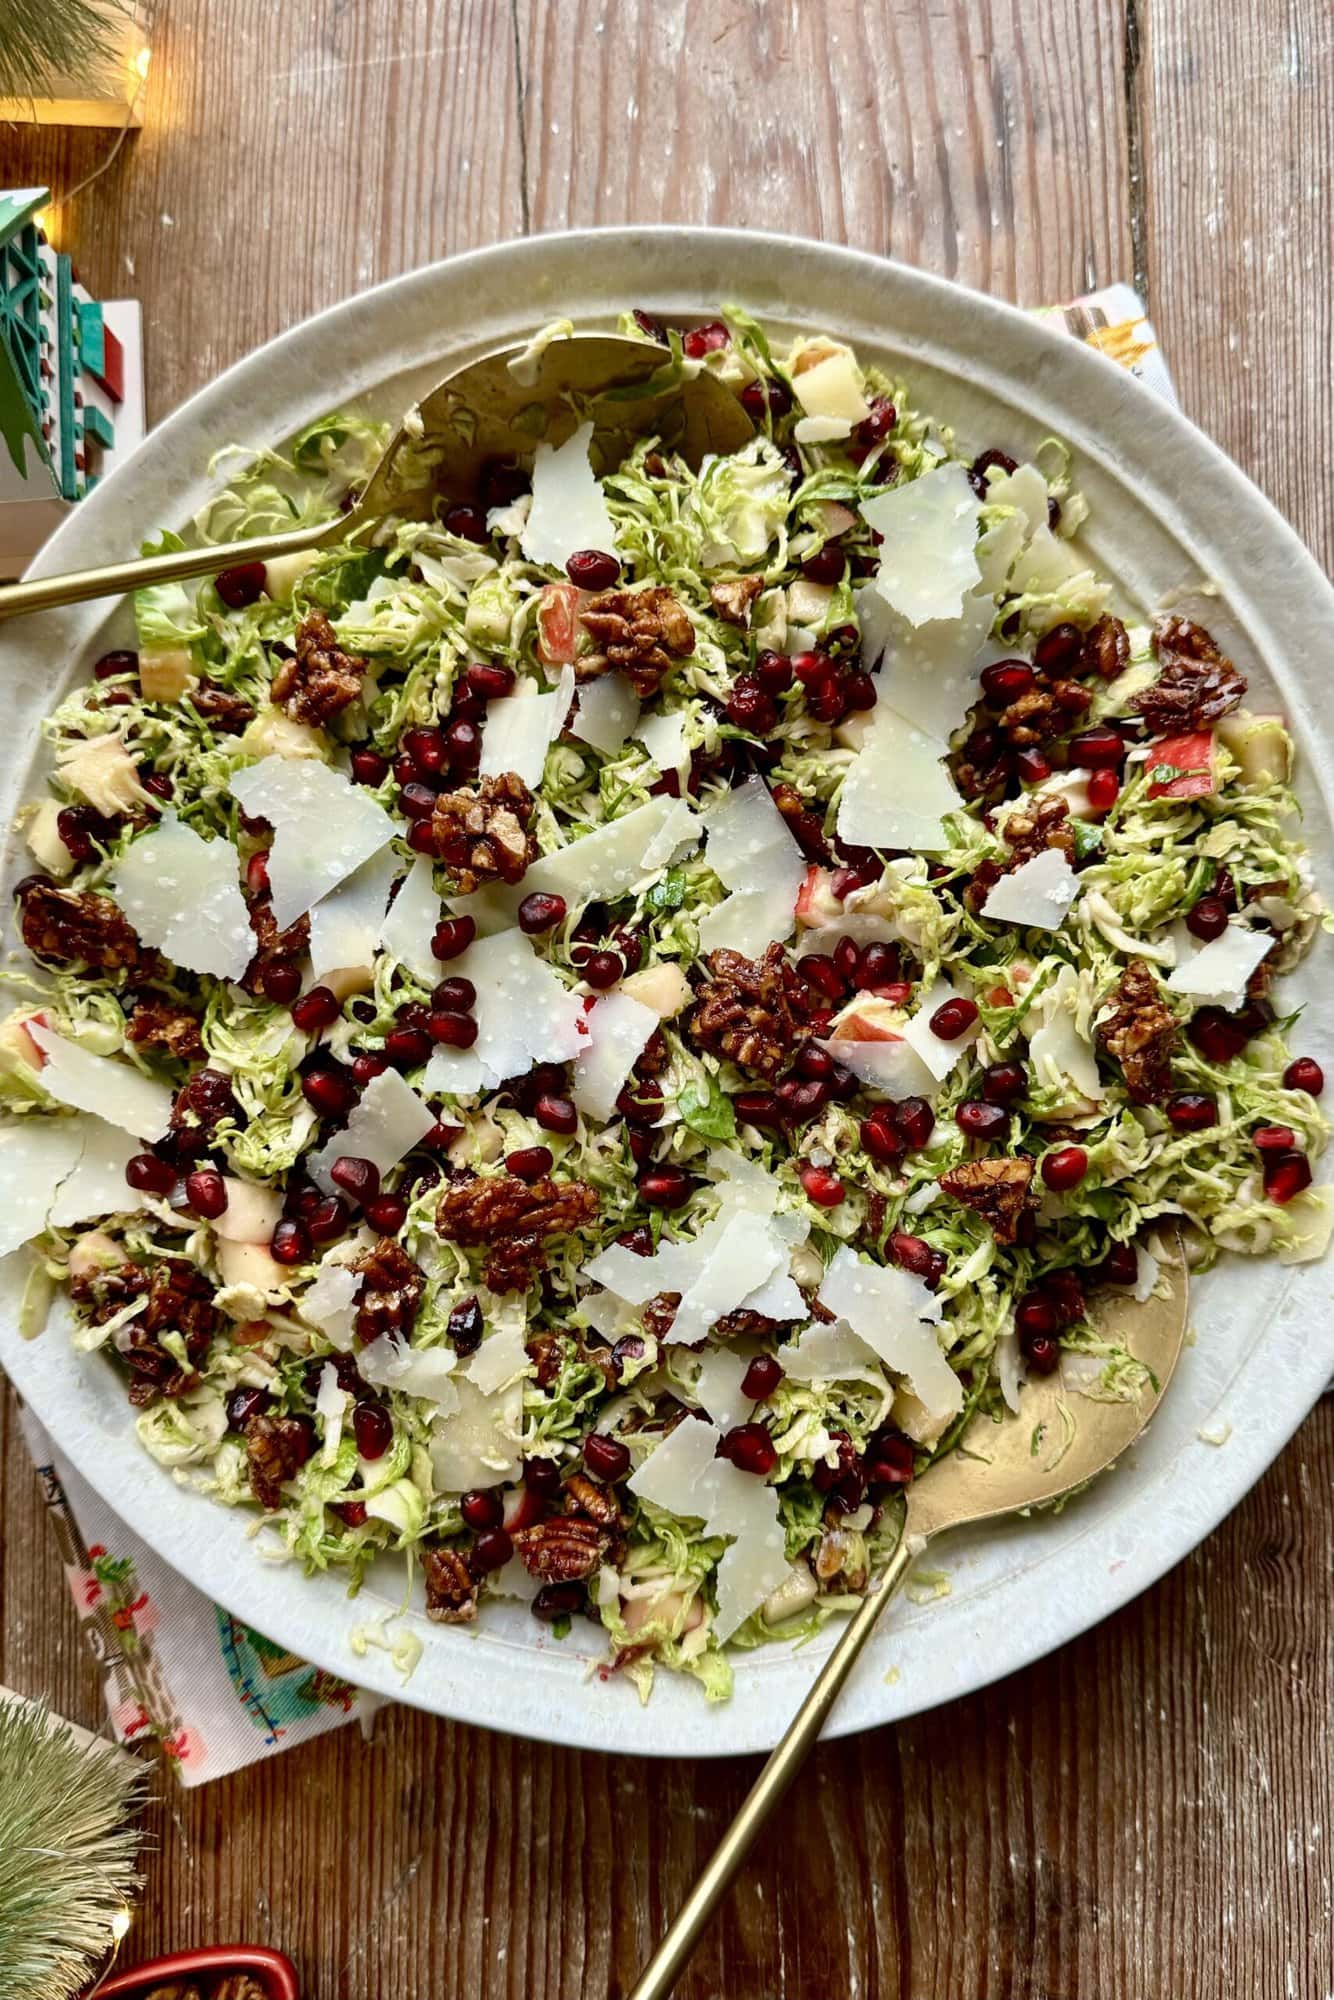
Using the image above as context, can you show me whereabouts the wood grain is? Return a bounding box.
[2,3,1333,1996]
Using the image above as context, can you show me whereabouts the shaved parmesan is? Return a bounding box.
[1027,966,1104,1102]
[360,1334,460,1410]
[781,1319,885,1384]
[1009,523,1098,599]
[28,1024,172,1142]
[901,977,982,1080]
[1166,922,1273,1011]
[861,465,981,627]
[629,1413,721,1512]
[466,1318,532,1397]
[308,848,398,981]
[229,755,395,930]
[479,664,575,788]
[855,579,995,741]
[299,1258,360,1350]
[790,348,870,425]
[698,776,805,956]
[571,674,640,755]
[819,1030,938,1100]
[635,708,690,778]
[973,511,1028,595]
[423,928,585,1097]
[308,1068,437,1193]
[629,1418,788,1641]
[58,734,154,817]
[985,462,1051,536]
[47,1118,139,1228]
[669,1210,789,1347]
[0,1118,84,1253]
[572,990,659,1120]
[459,796,700,929]
[817,1246,961,1422]
[26,797,75,878]
[429,1374,523,1490]
[378,855,442,985]
[836,704,964,854]
[112,813,252,983]
[793,414,853,444]
[520,420,619,573]
[981,848,1080,932]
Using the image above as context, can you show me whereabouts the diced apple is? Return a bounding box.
[1146,730,1216,800]
[1216,709,1291,788]
[139,646,196,702]
[25,797,75,877]
[263,550,321,603]
[318,964,375,1003]
[834,710,876,753]
[893,1385,950,1446]
[787,339,871,425]
[212,1179,285,1244]
[831,998,905,1043]
[620,961,692,1019]
[216,1237,291,1304]
[0,1009,50,1075]
[761,1563,820,1626]
[794,865,844,930]
[68,1228,121,1281]
[536,582,583,665]
[238,707,327,761]
[786,578,835,628]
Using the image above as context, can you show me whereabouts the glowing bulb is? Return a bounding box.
[135,46,152,80]
[110,1908,131,1943]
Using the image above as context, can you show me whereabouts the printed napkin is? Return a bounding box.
[12,281,1176,1787]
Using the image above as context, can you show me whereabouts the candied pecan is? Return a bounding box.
[578,585,695,697]
[126,997,205,1061]
[687,942,802,1080]
[353,1237,425,1342]
[953,730,1011,803]
[771,781,832,864]
[16,880,146,973]
[635,1027,670,1078]
[1081,613,1130,680]
[124,1258,220,1406]
[242,895,310,996]
[1003,794,1076,868]
[168,1067,240,1159]
[436,1172,599,1292]
[512,1515,611,1582]
[714,1307,786,1340]
[709,575,764,626]
[526,1331,565,1388]
[244,1411,315,1509]
[427,772,537,892]
[564,1472,625,1529]
[814,1515,868,1594]
[997,685,1059,747]
[422,1546,479,1625]
[271,610,368,726]
[69,1258,148,1326]
[641,1291,682,1341]
[190,683,255,734]
[1133,616,1246,734]
[937,1156,1035,1245]
[1098,957,1177,1104]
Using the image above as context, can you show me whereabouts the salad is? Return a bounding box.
[2,309,1329,1702]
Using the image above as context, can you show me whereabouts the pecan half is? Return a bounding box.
[242,895,310,996]
[526,1330,565,1388]
[709,575,764,626]
[1098,957,1177,1104]
[271,610,368,726]
[512,1515,610,1582]
[1081,613,1131,680]
[714,1307,787,1340]
[578,585,695,697]
[426,772,537,892]
[244,1411,315,1509]
[1133,616,1246,734]
[937,1156,1035,1245]
[353,1237,425,1342]
[126,997,205,1061]
[69,1258,148,1327]
[772,781,832,864]
[687,942,802,1080]
[436,1172,599,1292]
[968,796,1076,914]
[422,1546,479,1624]
[564,1472,625,1529]
[641,1290,681,1341]
[121,1257,221,1406]
[16,880,147,973]
[190,683,255,734]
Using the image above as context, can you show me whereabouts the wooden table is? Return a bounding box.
[4,4,1332,1994]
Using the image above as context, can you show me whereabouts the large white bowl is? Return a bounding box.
[3,229,1333,1756]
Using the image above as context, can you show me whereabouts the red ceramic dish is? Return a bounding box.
[93,1943,299,1999]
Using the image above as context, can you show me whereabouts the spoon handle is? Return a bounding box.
[626,1531,918,2000]
[0,520,331,623]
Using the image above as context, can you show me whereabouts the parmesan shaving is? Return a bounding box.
[860,464,981,627]
[28,1024,173,1142]
[520,420,619,573]
[229,755,395,930]
[112,813,252,983]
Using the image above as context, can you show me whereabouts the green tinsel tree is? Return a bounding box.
[0,0,132,101]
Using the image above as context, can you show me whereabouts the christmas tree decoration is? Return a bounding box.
[0,0,152,128]
[0,186,145,574]
[0,1687,145,2000]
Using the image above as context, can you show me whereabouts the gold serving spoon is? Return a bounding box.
[0,332,753,622]
[628,1238,1190,2000]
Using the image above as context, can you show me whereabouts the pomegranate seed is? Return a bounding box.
[956,1100,1008,1141]
[929,996,978,1040]
[1264,1149,1312,1205]
[792,649,833,687]
[518,891,567,936]
[93,648,137,679]
[385,1026,432,1068]
[432,916,476,961]
[856,397,897,445]
[403,725,448,775]
[775,1076,829,1118]
[184,1167,228,1219]
[565,549,621,590]
[755,650,794,694]
[981,659,1034,704]
[828,936,857,983]
[843,672,878,712]
[735,1090,782,1128]
[1032,623,1082,673]
[1025,1332,1061,1374]
[461,662,515,706]
[332,1500,368,1527]
[1253,1124,1296,1154]
[979,1061,1024,1105]
[301,1065,357,1117]
[1095,1241,1140,1287]
[351,747,389,785]
[532,1581,585,1621]
[446,1295,483,1354]
[308,1195,349,1244]
[428,976,474,1012]
[581,949,623,990]
[1070,725,1125,768]
[726,677,779,735]
[860,1110,903,1164]
[718,1422,777,1476]
[639,1165,692,1208]
[393,751,418,788]
[896,1098,935,1150]
[851,943,898,993]
[226,1385,272,1430]
[808,678,847,724]
[740,1353,784,1400]
[800,1163,845,1208]
[1014,746,1052,785]
[260,959,303,1004]
[330,1156,380,1202]
[364,1192,408,1234]
[1015,1292,1058,1342]
[126,1152,177,1197]
[444,717,482,772]
[270,1217,311,1264]
[524,1454,562,1496]
[1087,768,1120,814]
[865,1432,916,1488]
[1166,1091,1218,1132]
[739,376,794,421]
[812,1431,862,1499]
[533,1093,577,1135]
[1042,1269,1086,1325]
[290,985,341,1034]
[429,1010,479,1048]
[970,447,1019,488]
[800,954,846,1002]
[1189,1008,1250,1065]
[398,781,437,821]
[584,1433,631,1482]
[682,319,730,359]
[215,560,267,608]
[470,1527,514,1574]
[407,819,437,854]
[461,1488,503,1530]
[795,1043,835,1082]
[444,502,489,543]
[616,1075,663,1125]
[889,1231,946,1286]
[801,544,845,586]
[1284,1056,1324,1096]
[1041,1145,1088,1191]
[1182,895,1231,944]
[350,1051,390,1087]
[506,1144,554,1183]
